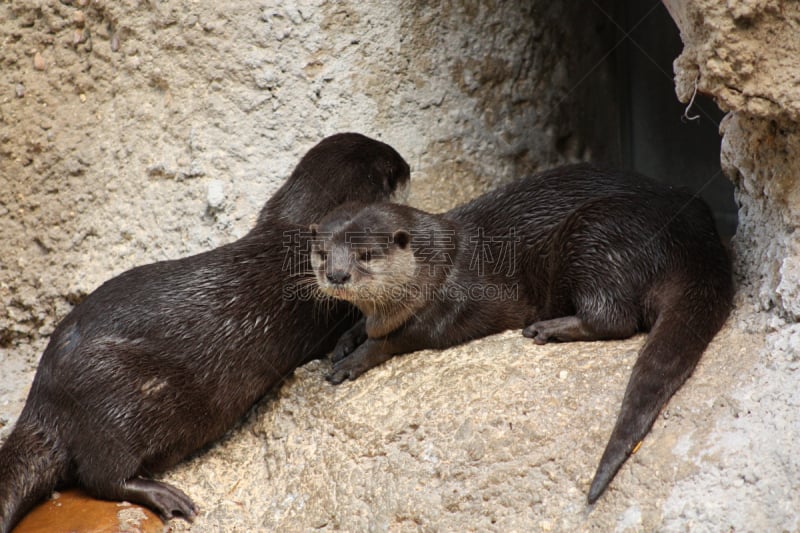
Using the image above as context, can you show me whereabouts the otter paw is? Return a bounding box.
[331,323,368,363]
[522,323,550,345]
[326,358,368,385]
[325,366,359,385]
[123,478,198,523]
[330,343,352,363]
[152,485,198,522]
[331,336,359,363]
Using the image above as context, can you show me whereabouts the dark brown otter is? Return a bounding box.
[310,163,733,504]
[0,132,410,533]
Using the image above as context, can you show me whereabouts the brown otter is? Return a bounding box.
[310,163,733,504]
[0,132,410,533]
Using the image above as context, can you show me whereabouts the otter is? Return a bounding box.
[0,132,411,533]
[310,163,733,504]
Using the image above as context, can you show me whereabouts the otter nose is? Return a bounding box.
[326,271,351,285]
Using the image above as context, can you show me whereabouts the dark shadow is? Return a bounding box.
[559,0,737,238]
[616,1,737,237]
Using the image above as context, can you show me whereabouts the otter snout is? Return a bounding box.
[326,270,351,285]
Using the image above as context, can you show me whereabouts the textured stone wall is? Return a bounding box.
[665,0,800,319]
[660,2,800,529]
[0,0,614,350]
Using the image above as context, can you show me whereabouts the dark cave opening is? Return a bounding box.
[566,0,738,238]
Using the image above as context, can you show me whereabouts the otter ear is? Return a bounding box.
[309,223,319,237]
[392,229,410,249]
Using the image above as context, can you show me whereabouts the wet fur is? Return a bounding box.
[0,133,410,532]
[312,163,733,503]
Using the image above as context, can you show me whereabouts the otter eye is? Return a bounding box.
[359,251,372,262]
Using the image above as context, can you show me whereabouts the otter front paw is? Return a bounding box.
[331,327,367,364]
[326,356,370,384]
[325,340,394,385]
[330,318,367,363]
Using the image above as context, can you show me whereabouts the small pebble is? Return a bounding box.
[33,52,45,70]
[207,179,226,210]
[15,83,25,98]
[110,32,120,52]
[76,0,88,6]
[73,28,86,45]
[73,10,86,27]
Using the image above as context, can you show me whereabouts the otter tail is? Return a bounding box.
[587,276,732,504]
[0,417,68,533]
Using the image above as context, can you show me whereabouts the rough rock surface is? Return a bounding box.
[158,321,766,532]
[666,0,800,320]
[1,0,798,532]
[663,0,800,530]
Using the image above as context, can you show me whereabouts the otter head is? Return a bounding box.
[310,203,432,337]
[310,220,413,307]
[259,133,411,227]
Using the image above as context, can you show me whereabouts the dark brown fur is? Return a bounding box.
[311,163,733,504]
[0,133,410,533]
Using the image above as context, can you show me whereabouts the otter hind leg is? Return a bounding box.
[117,478,198,522]
[523,316,595,344]
[81,474,197,523]
[523,313,637,345]
[74,438,198,523]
